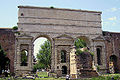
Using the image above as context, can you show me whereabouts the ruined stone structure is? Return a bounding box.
[0,28,15,74]
[76,52,98,78]
[14,6,106,76]
[0,6,120,77]
[103,31,120,73]
[70,46,98,78]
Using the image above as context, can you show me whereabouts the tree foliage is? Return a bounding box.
[75,38,87,55]
[0,44,8,74]
[34,40,51,70]
[12,26,18,30]
[75,38,94,56]
[21,50,28,66]
[75,38,87,49]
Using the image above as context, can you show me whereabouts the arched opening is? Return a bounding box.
[20,50,28,66]
[0,57,10,75]
[109,55,118,73]
[33,37,47,58]
[4,57,10,71]
[74,37,89,49]
[0,44,10,75]
[74,38,89,56]
[33,36,51,71]
[75,36,90,47]
[61,50,66,63]
[96,46,102,65]
[62,66,67,75]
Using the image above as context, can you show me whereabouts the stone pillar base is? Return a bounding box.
[15,70,31,76]
[78,69,99,78]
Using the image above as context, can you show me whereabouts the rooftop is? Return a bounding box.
[18,6,102,14]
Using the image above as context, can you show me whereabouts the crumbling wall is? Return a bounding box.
[0,28,15,74]
[103,31,120,73]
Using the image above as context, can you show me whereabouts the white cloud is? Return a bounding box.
[111,8,117,12]
[102,21,109,26]
[108,17,116,20]
[102,21,117,28]
[106,8,118,12]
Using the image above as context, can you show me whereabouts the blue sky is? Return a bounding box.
[0,0,120,32]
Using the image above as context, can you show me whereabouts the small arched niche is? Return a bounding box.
[62,66,67,75]
[75,36,90,46]
[20,49,28,66]
[109,55,118,73]
[96,46,102,65]
[61,50,67,63]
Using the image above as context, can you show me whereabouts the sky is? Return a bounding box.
[0,0,120,56]
[33,38,47,57]
[0,0,120,32]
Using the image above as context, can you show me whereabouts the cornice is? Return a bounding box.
[18,6,102,14]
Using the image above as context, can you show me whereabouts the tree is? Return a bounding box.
[75,38,87,49]
[75,38,87,55]
[12,26,18,30]
[0,44,7,74]
[34,40,51,70]
[75,38,94,56]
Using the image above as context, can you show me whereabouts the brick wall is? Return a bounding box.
[0,28,15,74]
[103,31,120,73]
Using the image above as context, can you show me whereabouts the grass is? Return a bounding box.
[83,74,120,80]
[0,73,120,80]
[35,78,65,80]
[0,77,65,80]
[36,71,48,77]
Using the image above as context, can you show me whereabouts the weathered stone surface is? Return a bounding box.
[76,52,98,78]
[76,52,93,70]
[103,31,120,73]
[79,69,98,78]
[0,28,15,74]
[15,6,105,76]
[2,6,120,77]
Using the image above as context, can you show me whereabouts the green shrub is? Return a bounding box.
[50,6,54,9]
[96,65,100,72]
[113,75,120,80]
[12,26,18,30]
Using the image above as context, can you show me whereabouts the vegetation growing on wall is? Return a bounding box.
[75,38,94,56]
[50,6,54,9]
[12,26,18,30]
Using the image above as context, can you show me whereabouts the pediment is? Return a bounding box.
[92,36,105,41]
[55,34,74,40]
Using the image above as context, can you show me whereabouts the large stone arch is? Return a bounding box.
[14,6,105,76]
[32,34,53,71]
[74,36,90,47]
[33,34,52,43]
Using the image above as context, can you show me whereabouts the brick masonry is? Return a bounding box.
[0,28,15,74]
[103,31,120,73]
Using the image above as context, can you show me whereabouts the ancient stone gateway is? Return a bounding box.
[14,6,107,76]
